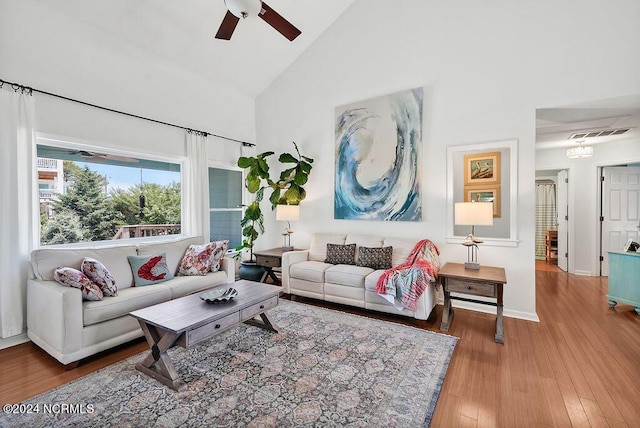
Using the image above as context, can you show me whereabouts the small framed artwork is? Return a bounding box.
[464,185,501,217]
[464,151,501,186]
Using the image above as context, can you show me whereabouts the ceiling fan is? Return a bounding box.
[41,147,139,163]
[215,0,302,41]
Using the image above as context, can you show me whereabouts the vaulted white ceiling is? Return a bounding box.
[40,0,354,98]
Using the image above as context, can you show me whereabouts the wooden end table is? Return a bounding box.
[129,280,281,391]
[253,247,298,284]
[439,262,507,344]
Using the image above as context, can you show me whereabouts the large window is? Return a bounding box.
[37,143,181,245]
[208,167,243,249]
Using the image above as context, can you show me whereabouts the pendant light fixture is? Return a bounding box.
[566,141,594,158]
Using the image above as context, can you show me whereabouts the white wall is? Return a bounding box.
[0,0,254,163]
[256,0,640,321]
[536,139,640,275]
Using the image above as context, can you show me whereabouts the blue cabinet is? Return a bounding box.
[607,251,640,315]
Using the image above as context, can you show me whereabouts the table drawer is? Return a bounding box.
[256,255,281,268]
[446,278,496,297]
[241,296,279,320]
[184,311,240,347]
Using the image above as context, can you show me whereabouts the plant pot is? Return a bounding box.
[239,261,265,282]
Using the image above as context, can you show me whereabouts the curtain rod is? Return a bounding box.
[0,78,255,147]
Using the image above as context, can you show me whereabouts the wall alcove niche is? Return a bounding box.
[446,139,519,247]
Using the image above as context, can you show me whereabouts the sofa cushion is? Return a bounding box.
[83,283,172,326]
[81,257,117,297]
[128,253,174,286]
[357,246,393,270]
[54,267,104,301]
[346,234,383,248]
[383,238,419,267]
[177,244,213,276]
[166,271,228,299]
[325,264,374,288]
[309,233,346,262]
[325,243,356,265]
[290,261,333,283]
[364,270,385,291]
[30,244,138,289]
[137,236,203,275]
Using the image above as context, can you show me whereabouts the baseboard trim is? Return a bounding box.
[0,331,29,351]
[436,298,540,322]
[573,270,593,276]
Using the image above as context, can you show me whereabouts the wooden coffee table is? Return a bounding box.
[130,280,281,391]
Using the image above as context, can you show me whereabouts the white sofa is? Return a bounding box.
[282,233,439,320]
[27,236,234,366]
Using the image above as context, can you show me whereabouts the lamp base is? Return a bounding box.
[464,262,480,270]
[281,246,294,252]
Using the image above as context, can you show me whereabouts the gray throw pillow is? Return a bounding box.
[325,243,356,265]
[357,246,393,269]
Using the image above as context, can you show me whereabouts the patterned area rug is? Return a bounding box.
[1,300,457,427]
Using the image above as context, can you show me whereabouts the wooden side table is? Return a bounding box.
[439,262,507,344]
[253,248,290,284]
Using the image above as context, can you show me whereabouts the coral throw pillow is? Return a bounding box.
[128,253,174,286]
[54,267,104,301]
[178,244,214,276]
[81,257,117,296]
[209,240,229,272]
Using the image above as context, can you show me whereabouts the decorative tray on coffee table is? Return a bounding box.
[200,287,238,303]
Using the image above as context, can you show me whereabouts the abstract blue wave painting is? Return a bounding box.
[334,88,423,221]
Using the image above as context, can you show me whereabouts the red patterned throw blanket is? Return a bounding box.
[375,239,440,311]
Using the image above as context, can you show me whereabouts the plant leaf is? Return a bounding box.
[302,156,314,164]
[278,153,297,164]
[237,157,253,168]
[294,171,308,185]
[299,161,312,173]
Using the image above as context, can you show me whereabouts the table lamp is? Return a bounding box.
[276,204,300,252]
[455,202,493,269]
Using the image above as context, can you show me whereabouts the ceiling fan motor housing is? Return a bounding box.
[225,0,262,19]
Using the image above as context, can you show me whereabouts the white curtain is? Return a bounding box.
[535,182,557,259]
[0,85,38,338]
[182,131,210,240]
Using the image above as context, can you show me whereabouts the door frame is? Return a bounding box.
[535,166,575,274]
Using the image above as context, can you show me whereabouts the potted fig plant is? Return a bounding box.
[236,142,313,280]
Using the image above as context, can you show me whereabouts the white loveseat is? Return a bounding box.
[27,236,234,366]
[282,233,439,320]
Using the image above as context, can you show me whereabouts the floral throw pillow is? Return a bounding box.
[128,253,174,286]
[357,246,393,270]
[325,243,356,265]
[208,240,229,272]
[54,267,104,301]
[81,257,117,297]
[177,244,214,276]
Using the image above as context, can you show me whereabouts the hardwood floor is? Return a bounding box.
[1,271,639,427]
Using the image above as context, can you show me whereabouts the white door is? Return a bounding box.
[601,167,640,276]
[557,170,569,272]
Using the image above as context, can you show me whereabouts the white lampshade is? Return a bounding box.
[276,204,300,221]
[455,202,493,226]
[224,0,262,18]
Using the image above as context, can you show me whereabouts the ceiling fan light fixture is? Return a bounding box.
[224,0,262,19]
[567,141,594,158]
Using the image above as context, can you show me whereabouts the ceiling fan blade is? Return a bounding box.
[103,154,139,163]
[259,2,301,41]
[215,10,240,40]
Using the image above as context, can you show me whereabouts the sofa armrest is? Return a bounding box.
[27,279,83,363]
[281,250,310,293]
[220,257,236,284]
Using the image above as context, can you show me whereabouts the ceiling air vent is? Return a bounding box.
[569,128,630,139]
